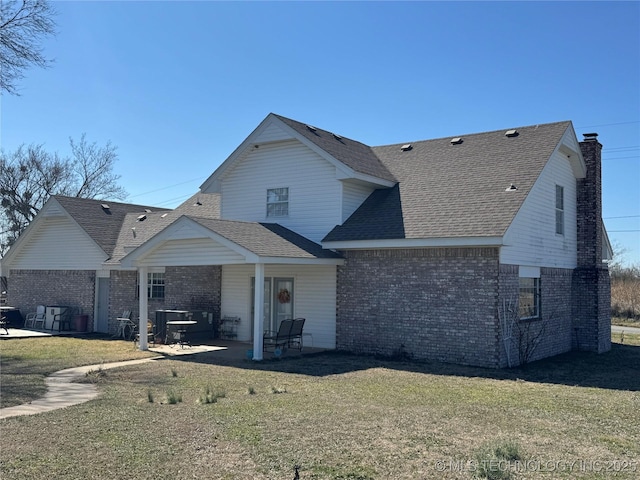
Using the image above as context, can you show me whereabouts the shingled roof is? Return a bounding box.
[324,121,572,242]
[191,218,342,260]
[107,192,221,264]
[273,114,397,183]
[53,196,169,257]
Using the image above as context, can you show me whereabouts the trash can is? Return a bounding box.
[74,314,88,332]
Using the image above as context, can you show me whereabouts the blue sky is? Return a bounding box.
[1,1,639,265]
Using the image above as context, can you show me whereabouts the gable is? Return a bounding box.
[7,214,108,270]
[200,113,395,194]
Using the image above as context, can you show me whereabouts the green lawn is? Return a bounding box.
[1,334,639,479]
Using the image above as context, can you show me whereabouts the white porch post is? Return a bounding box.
[252,263,264,360]
[138,266,148,351]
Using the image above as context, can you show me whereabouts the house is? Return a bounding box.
[0,113,612,367]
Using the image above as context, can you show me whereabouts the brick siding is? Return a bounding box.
[8,270,96,330]
[108,266,221,335]
[336,248,502,368]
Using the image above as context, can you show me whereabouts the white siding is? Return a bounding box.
[342,180,376,222]
[140,238,245,267]
[501,150,578,268]
[253,123,293,144]
[220,140,342,243]
[221,264,337,348]
[11,217,107,269]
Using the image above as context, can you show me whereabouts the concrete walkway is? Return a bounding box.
[0,358,158,420]
[612,325,640,335]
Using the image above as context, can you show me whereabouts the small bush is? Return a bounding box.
[170,368,178,377]
[147,390,154,403]
[247,386,256,395]
[198,385,226,404]
[473,439,524,480]
[166,389,182,404]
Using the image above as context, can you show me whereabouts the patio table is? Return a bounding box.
[166,320,197,348]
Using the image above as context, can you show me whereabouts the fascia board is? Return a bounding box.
[557,123,587,179]
[323,236,504,250]
[336,170,396,188]
[119,216,259,267]
[256,256,345,265]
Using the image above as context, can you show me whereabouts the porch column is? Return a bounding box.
[138,266,148,351]
[252,263,264,360]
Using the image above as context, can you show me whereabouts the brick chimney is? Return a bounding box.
[572,132,611,353]
[577,133,604,267]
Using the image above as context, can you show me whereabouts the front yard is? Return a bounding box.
[0,333,639,479]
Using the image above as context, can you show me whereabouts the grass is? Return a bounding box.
[0,335,157,408]
[0,334,639,479]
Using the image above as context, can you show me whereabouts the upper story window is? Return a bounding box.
[267,187,289,217]
[555,185,564,235]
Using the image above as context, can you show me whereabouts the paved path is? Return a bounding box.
[0,358,159,420]
[612,325,640,335]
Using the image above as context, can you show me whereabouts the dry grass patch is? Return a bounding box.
[1,334,639,479]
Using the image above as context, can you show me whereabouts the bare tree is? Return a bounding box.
[0,0,56,94]
[0,135,127,254]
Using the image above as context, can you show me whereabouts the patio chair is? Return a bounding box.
[114,310,135,339]
[51,307,73,331]
[25,305,46,329]
[0,316,8,334]
[263,318,294,352]
[133,320,155,347]
[287,318,306,350]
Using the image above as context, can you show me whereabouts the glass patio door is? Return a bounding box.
[251,277,293,335]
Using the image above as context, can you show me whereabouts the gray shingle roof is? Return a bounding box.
[107,192,221,264]
[324,121,571,242]
[53,196,169,256]
[274,114,397,183]
[190,218,342,259]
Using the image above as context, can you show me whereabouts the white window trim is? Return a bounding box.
[555,184,564,236]
[266,187,289,218]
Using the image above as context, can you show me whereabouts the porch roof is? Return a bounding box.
[117,215,343,268]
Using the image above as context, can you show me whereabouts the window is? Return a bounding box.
[136,272,165,299]
[148,272,165,299]
[267,187,289,217]
[519,277,540,319]
[555,185,564,235]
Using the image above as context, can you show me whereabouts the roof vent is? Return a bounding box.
[400,144,412,152]
[332,132,342,140]
[505,184,518,192]
[161,213,168,218]
[306,125,317,132]
[450,137,463,145]
[505,129,519,137]
[144,208,152,213]
[137,214,147,222]
[101,204,110,210]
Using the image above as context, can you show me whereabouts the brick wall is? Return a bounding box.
[572,137,611,354]
[336,248,501,368]
[108,266,222,335]
[8,269,96,329]
[498,266,575,367]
